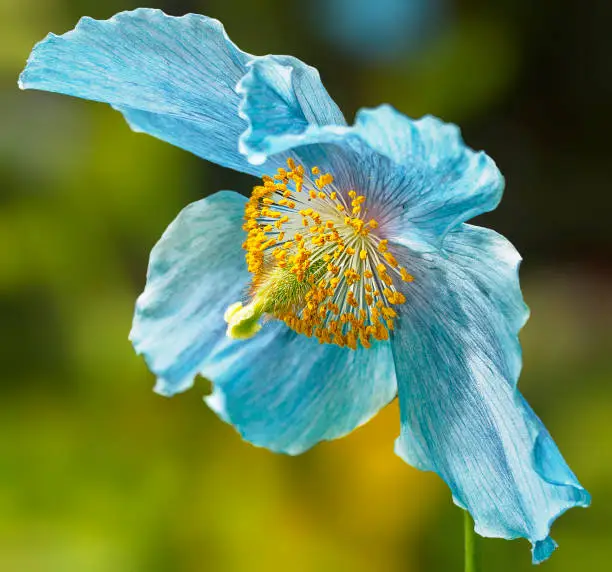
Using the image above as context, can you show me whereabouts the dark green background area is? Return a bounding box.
[1,0,610,570]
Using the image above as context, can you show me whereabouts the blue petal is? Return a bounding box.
[129,188,397,450]
[237,55,346,164]
[20,9,350,178]
[390,224,589,562]
[203,327,396,455]
[129,191,250,396]
[351,106,505,250]
[234,97,503,249]
[19,9,261,175]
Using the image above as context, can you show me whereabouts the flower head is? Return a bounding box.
[233,159,411,349]
[315,0,447,62]
[20,9,589,563]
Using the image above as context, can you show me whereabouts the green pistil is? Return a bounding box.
[224,260,327,340]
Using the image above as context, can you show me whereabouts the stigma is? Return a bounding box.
[226,158,413,349]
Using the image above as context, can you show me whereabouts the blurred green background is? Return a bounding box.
[1,0,610,570]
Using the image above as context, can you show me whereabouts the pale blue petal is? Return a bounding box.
[129,187,397,448]
[129,191,250,396]
[203,328,396,455]
[19,9,261,175]
[352,106,505,250]
[391,224,589,562]
[234,99,503,250]
[237,55,346,164]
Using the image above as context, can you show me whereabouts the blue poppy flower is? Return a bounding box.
[19,9,589,563]
[315,0,447,62]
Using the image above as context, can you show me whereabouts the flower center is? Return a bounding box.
[226,158,413,349]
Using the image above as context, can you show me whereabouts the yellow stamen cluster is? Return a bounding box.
[240,158,414,349]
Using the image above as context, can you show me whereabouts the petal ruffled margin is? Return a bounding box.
[237,54,346,164]
[19,9,259,175]
[351,106,505,250]
[203,327,397,455]
[130,191,250,396]
[390,224,589,563]
[19,9,348,179]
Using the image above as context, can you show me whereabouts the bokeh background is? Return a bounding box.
[1,0,610,570]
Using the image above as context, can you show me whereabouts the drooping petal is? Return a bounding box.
[203,328,397,455]
[129,191,250,396]
[390,224,589,562]
[19,9,350,178]
[237,55,346,164]
[19,9,261,174]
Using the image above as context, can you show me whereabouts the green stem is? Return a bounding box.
[464,511,479,572]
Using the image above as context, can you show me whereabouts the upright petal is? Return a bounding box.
[352,105,505,249]
[390,225,589,562]
[130,191,250,396]
[232,96,503,251]
[237,55,346,164]
[203,327,397,455]
[19,9,260,174]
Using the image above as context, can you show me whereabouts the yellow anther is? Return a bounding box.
[382,307,397,319]
[346,331,357,350]
[384,252,398,268]
[244,160,410,351]
[400,268,414,282]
